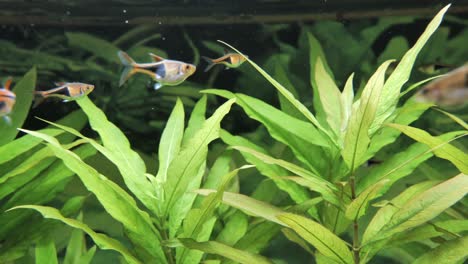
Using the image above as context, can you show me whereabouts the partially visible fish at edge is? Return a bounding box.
[414,64,468,108]
[118,51,196,90]
[0,77,16,124]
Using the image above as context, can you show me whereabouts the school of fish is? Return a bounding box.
[1,48,247,124]
[1,45,466,125]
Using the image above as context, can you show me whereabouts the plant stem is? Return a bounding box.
[160,224,175,264]
[350,175,360,264]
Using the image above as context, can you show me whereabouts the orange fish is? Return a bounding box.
[118,51,196,90]
[0,77,15,124]
[202,49,247,72]
[414,64,468,108]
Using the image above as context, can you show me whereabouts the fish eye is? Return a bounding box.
[185,65,190,70]
[421,88,429,95]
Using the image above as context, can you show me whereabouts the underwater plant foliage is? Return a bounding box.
[0,4,467,264]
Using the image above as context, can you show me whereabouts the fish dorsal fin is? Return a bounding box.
[4,77,12,90]
[149,53,165,62]
[55,82,67,87]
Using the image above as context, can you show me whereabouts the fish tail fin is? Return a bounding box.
[118,51,138,86]
[202,56,216,72]
[32,91,46,108]
[119,65,138,87]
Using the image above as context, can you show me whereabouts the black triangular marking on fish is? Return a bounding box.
[155,64,166,78]
[0,101,6,109]
[54,87,71,97]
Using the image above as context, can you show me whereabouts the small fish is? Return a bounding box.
[414,64,468,108]
[0,77,16,124]
[118,51,196,90]
[34,82,94,107]
[202,49,247,72]
[417,63,454,75]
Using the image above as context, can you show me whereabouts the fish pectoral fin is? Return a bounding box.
[149,53,165,62]
[62,99,70,103]
[154,83,163,90]
[3,115,12,125]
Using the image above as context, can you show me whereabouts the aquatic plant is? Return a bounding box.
[199,5,468,263]
[0,69,96,262]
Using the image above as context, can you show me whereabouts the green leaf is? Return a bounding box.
[63,214,96,264]
[163,99,235,234]
[11,205,141,264]
[217,40,337,147]
[346,179,389,220]
[0,67,36,146]
[182,95,207,147]
[19,129,166,263]
[231,146,340,206]
[340,74,355,133]
[378,174,468,239]
[434,108,468,130]
[413,236,468,264]
[361,181,438,246]
[216,212,249,246]
[371,5,451,132]
[389,220,468,247]
[195,190,285,225]
[156,98,185,184]
[169,239,273,264]
[75,97,158,214]
[35,238,58,264]
[358,131,463,193]
[312,56,342,138]
[66,32,120,63]
[387,123,468,173]
[342,60,394,171]
[220,130,310,203]
[277,213,353,264]
[365,101,433,160]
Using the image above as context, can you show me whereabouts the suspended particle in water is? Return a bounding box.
[125,20,129,24]
[162,37,166,41]
[66,10,71,15]
[158,21,162,25]
[123,9,127,13]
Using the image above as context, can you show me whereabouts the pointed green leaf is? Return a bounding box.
[11,205,141,264]
[169,239,273,264]
[195,189,285,225]
[35,238,58,264]
[277,213,353,264]
[379,174,468,239]
[434,108,468,130]
[346,179,389,220]
[387,123,468,173]
[163,99,235,227]
[342,60,394,171]
[217,40,337,147]
[340,74,355,133]
[362,181,438,246]
[156,98,185,183]
[232,146,340,205]
[19,129,166,263]
[371,5,451,132]
[313,57,342,138]
[0,68,36,145]
[75,97,158,214]
[182,95,207,146]
[220,130,310,203]
[413,236,468,264]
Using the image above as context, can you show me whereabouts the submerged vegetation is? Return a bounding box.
[0,4,467,264]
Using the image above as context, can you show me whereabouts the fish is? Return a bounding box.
[417,63,454,75]
[202,49,247,72]
[0,77,16,124]
[34,82,94,107]
[414,64,468,108]
[118,51,196,90]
